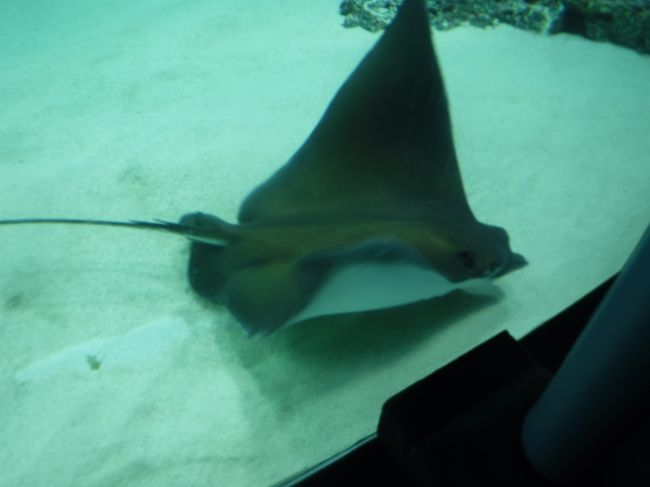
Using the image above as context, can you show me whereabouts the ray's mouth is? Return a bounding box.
[485,264,503,278]
[458,251,499,278]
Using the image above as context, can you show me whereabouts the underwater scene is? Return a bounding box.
[1,0,649,485]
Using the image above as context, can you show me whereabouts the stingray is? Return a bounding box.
[0,0,525,336]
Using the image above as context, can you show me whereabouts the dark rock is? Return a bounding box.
[339,0,564,33]
[551,1,650,54]
[339,0,650,54]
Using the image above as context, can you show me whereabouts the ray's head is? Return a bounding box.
[419,215,527,283]
[454,223,527,279]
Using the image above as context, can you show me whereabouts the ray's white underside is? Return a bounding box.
[287,262,498,326]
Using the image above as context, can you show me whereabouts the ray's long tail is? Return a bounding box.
[0,212,233,246]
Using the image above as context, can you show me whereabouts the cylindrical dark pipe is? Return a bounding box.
[521,223,650,484]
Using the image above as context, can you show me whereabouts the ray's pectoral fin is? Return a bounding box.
[223,261,326,336]
[218,238,431,335]
[238,0,469,224]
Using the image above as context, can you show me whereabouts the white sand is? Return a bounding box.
[1,0,649,485]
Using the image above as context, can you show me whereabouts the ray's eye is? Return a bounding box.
[458,251,477,270]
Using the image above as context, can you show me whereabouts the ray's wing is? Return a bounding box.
[222,261,323,336]
[239,0,471,223]
[222,237,451,335]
